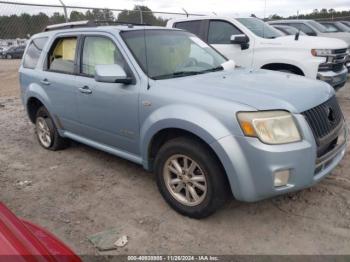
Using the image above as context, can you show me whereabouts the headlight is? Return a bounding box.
[237,111,301,144]
[311,49,332,57]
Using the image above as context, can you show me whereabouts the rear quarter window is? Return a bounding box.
[23,37,48,69]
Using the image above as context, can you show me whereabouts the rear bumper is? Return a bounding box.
[211,116,348,202]
[317,67,348,90]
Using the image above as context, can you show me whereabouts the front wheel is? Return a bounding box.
[154,137,230,219]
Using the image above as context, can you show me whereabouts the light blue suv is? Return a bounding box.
[19,22,348,218]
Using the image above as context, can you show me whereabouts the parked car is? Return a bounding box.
[319,21,350,33]
[269,20,350,72]
[272,24,306,36]
[167,17,348,89]
[0,202,81,261]
[19,21,348,218]
[2,45,26,59]
[340,21,350,28]
[0,46,8,58]
[268,19,350,40]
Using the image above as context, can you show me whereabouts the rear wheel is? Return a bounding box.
[35,106,69,150]
[154,137,230,219]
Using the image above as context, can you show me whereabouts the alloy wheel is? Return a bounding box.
[163,154,207,206]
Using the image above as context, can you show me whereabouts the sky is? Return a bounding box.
[1,0,350,18]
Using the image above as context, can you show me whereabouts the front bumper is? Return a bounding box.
[317,67,348,90]
[211,115,348,202]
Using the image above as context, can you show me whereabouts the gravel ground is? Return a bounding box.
[0,59,350,255]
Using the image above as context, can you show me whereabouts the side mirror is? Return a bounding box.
[221,60,236,70]
[230,34,249,50]
[95,64,132,84]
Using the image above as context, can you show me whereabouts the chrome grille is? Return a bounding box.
[334,48,347,54]
[318,49,348,73]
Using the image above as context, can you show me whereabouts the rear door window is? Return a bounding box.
[48,37,77,74]
[174,20,205,40]
[23,37,48,69]
[208,20,242,44]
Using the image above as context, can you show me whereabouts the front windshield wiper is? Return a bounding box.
[153,71,201,80]
[199,66,224,73]
[153,66,224,80]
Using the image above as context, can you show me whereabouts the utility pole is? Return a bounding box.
[58,0,68,22]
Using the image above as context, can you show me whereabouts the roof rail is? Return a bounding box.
[44,20,94,31]
[44,20,151,32]
[94,20,151,26]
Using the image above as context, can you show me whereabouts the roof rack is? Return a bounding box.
[44,20,151,32]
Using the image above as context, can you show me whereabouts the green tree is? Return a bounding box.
[117,5,167,25]
[85,9,115,21]
[70,11,86,21]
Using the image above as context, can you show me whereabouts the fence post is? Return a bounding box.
[136,6,143,24]
[58,0,69,22]
[182,8,189,18]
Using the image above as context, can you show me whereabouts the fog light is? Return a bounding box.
[274,170,290,187]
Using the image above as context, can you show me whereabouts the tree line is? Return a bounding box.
[268,8,350,20]
[0,5,167,39]
[1,4,349,39]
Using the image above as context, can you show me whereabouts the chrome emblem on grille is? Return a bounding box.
[327,107,335,123]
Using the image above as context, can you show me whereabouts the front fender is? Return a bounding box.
[253,48,323,79]
[140,104,232,169]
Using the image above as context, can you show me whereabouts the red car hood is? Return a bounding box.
[0,202,81,262]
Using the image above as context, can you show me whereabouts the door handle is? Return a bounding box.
[79,86,92,94]
[40,79,51,85]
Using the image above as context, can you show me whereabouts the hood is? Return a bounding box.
[273,35,349,49]
[155,69,334,113]
[319,32,350,46]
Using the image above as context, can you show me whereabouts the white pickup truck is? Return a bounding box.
[167,16,349,89]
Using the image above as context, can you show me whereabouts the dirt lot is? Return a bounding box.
[1,59,350,255]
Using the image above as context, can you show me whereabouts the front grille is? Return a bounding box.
[302,96,343,144]
[319,63,344,72]
[333,63,344,72]
[333,48,347,54]
[318,49,348,73]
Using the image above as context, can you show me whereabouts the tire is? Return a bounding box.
[154,137,230,219]
[35,106,69,151]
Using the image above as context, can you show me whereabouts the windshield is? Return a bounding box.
[121,30,227,80]
[322,23,341,32]
[334,22,350,32]
[307,20,328,33]
[237,18,283,39]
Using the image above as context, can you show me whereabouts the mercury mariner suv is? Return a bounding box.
[19,21,348,218]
